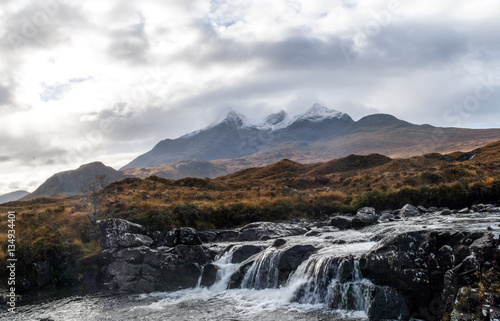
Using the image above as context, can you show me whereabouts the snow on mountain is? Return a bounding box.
[294,103,348,123]
[181,108,251,139]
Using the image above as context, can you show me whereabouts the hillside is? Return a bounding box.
[0,190,30,204]
[22,162,130,200]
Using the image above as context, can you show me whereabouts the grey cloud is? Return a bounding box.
[1,2,85,51]
[107,16,150,64]
[0,85,13,106]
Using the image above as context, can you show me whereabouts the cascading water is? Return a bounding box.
[241,248,283,289]
[231,243,374,314]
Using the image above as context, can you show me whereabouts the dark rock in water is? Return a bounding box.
[439,209,453,216]
[337,257,356,283]
[272,239,287,248]
[33,261,52,288]
[277,245,317,284]
[399,204,421,218]
[329,216,353,230]
[305,230,321,237]
[367,286,410,321]
[351,207,378,228]
[200,263,218,287]
[418,205,428,213]
[232,245,265,263]
[378,213,394,223]
[359,230,488,318]
[98,219,150,250]
[428,206,439,212]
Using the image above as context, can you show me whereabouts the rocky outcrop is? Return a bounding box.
[359,230,497,319]
[212,221,310,242]
[98,219,215,293]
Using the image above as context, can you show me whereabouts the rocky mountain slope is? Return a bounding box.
[121,104,500,180]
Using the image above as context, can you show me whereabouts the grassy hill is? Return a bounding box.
[1,140,500,291]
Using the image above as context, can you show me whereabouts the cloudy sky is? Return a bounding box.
[1,0,500,194]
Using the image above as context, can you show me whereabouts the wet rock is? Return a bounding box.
[165,227,202,247]
[458,208,470,214]
[367,286,410,321]
[98,219,149,250]
[231,245,265,263]
[238,222,309,241]
[378,213,394,223]
[428,206,439,212]
[198,230,217,243]
[337,257,356,283]
[352,207,378,228]
[305,230,321,237]
[277,245,317,284]
[200,263,218,287]
[399,204,421,218]
[329,216,353,230]
[418,205,428,213]
[439,209,453,216]
[114,247,149,264]
[272,239,287,248]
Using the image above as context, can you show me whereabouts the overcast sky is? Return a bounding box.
[1,0,500,194]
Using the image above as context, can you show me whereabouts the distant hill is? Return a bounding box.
[0,190,30,204]
[22,162,129,201]
[120,104,500,179]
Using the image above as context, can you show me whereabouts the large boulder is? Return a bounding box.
[359,230,486,318]
[399,204,421,218]
[329,216,353,230]
[98,219,151,250]
[352,207,378,228]
[367,286,410,321]
[231,245,265,264]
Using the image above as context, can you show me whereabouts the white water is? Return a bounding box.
[5,210,500,321]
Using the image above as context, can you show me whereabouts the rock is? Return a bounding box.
[378,213,394,223]
[277,245,317,284]
[200,263,218,287]
[458,208,470,214]
[198,230,217,243]
[117,233,154,248]
[305,230,321,237]
[450,287,482,319]
[418,205,428,213]
[337,257,356,283]
[237,222,309,241]
[428,206,439,212]
[114,247,149,264]
[98,219,150,250]
[213,230,240,242]
[439,209,453,216]
[231,245,265,263]
[352,208,378,228]
[329,216,353,230]
[164,227,202,247]
[367,286,410,321]
[359,230,486,316]
[272,239,287,248]
[399,204,421,218]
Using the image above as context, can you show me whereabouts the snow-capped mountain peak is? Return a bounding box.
[257,110,291,130]
[296,103,347,122]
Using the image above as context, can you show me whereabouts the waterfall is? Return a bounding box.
[241,248,283,290]
[232,245,373,313]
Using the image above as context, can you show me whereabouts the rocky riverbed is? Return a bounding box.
[3,204,500,321]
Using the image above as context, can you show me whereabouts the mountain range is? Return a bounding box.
[4,104,500,201]
[121,104,500,179]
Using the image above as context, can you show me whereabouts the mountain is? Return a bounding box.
[22,162,129,200]
[0,190,30,204]
[120,104,500,176]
